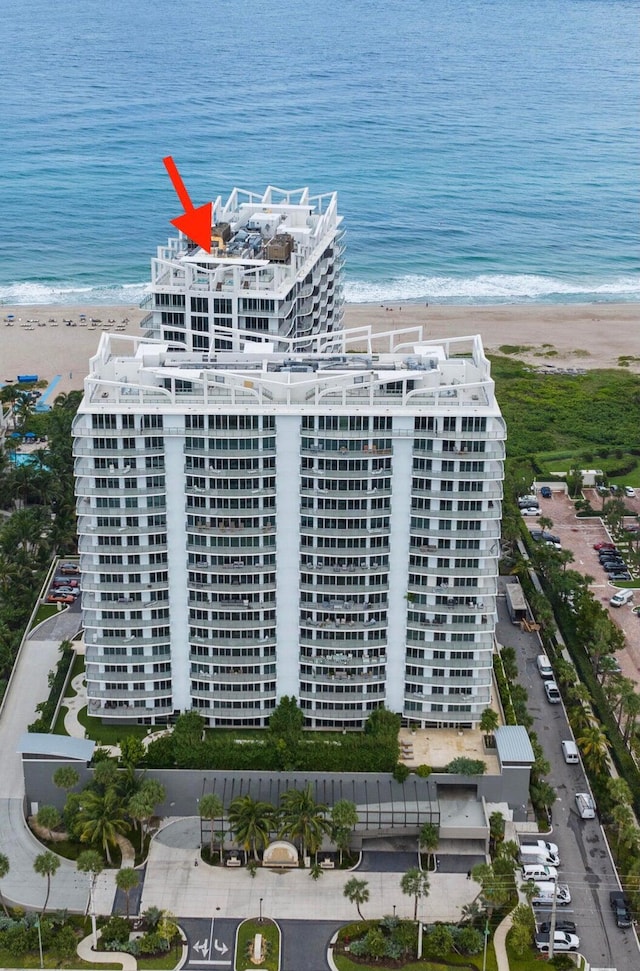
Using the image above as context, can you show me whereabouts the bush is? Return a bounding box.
[392,762,410,783]
[415,764,432,778]
[446,757,487,776]
[100,916,130,946]
[27,642,74,733]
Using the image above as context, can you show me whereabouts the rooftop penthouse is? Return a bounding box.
[146,186,344,353]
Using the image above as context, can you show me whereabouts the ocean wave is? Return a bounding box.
[0,281,151,306]
[2,274,639,308]
[345,273,640,304]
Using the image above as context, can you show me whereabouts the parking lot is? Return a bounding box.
[526,488,640,685]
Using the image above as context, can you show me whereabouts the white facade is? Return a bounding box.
[143,185,344,353]
[73,327,505,730]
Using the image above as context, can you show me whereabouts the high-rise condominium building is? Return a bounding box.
[142,185,344,353]
[73,327,505,730]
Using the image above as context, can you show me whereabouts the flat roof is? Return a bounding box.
[18,732,95,762]
[495,726,534,765]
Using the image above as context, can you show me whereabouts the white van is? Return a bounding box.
[561,740,579,764]
[610,589,633,607]
[519,844,560,867]
[537,655,554,678]
[575,792,596,819]
[531,882,571,907]
[522,864,558,882]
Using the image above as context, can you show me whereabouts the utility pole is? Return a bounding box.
[482,917,489,971]
[89,874,98,950]
[548,882,558,960]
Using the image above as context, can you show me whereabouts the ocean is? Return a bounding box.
[0,0,638,306]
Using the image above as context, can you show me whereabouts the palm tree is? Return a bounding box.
[53,766,80,793]
[199,793,224,861]
[75,788,130,865]
[479,708,499,738]
[128,790,156,854]
[400,866,430,921]
[279,785,330,863]
[33,850,60,916]
[0,853,10,917]
[227,795,274,863]
[116,867,140,919]
[36,805,61,841]
[419,822,439,872]
[577,724,610,776]
[343,877,370,920]
[77,849,104,949]
[330,799,358,865]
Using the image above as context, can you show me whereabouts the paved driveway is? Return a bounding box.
[497,578,639,970]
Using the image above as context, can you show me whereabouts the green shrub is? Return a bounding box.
[415,764,432,778]
[446,757,486,776]
[392,762,410,783]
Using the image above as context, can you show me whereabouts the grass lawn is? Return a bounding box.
[334,954,499,971]
[0,948,120,970]
[235,918,280,971]
[137,946,183,969]
[31,603,60,628]
[76,704,149,746]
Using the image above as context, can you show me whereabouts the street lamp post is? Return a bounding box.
[259,897,263,924]
[36,915,44,969]
[89,875,98,950]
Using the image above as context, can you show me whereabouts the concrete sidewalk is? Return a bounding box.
[140,818,479,922]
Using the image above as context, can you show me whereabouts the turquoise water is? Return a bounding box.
[0,0,638,306]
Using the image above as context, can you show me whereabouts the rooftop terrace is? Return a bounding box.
[82,329,501,413]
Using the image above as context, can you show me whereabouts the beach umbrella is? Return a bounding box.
[10,432,21,439]
[25,431,36,439]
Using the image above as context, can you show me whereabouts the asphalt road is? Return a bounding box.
[498,577,639,970]
[181,916,238,968]
[280,919,342,971]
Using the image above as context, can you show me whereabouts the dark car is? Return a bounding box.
[52,576,80,587]
[530,529,544,542]
[542,532,561,544]
[610,890,632,928]
[538,919,577,935]
[59,563,80,575]
[540,486,552,498]
[608,572,632,581]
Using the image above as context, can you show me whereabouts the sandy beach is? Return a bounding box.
[1,302,639,397]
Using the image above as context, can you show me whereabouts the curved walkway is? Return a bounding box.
[77,931,138,969]
[492,911,513,971]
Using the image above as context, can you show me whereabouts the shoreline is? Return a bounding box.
[2,301,639,398]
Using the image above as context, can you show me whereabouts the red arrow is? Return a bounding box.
[162,156,212,252]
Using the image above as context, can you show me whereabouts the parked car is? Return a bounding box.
[623,524,640,533]
[52,577,79,587]
[46,593,75,604]
[529,529,544,541]
[610,484,620,495]
[542,532,561,544]
[518,495,538,507]
[608,572,632,582]
[575,792,596,818]
[540,486,552,498]
[609,890,633,928]
[544,681,561,703]
[522,506,541,516]
[538,919,577,935]
[594,541,617,550]
[535,931,580,953]
[59,563,80,575]
[624,486,636,498]
[536,655,554,678]
[51,586,79,597]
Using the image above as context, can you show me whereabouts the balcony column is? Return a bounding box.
[386,416,414,712]
[165,416,190,711]
[275,416,301,698]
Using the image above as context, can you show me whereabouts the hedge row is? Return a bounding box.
[27,643,74,734]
